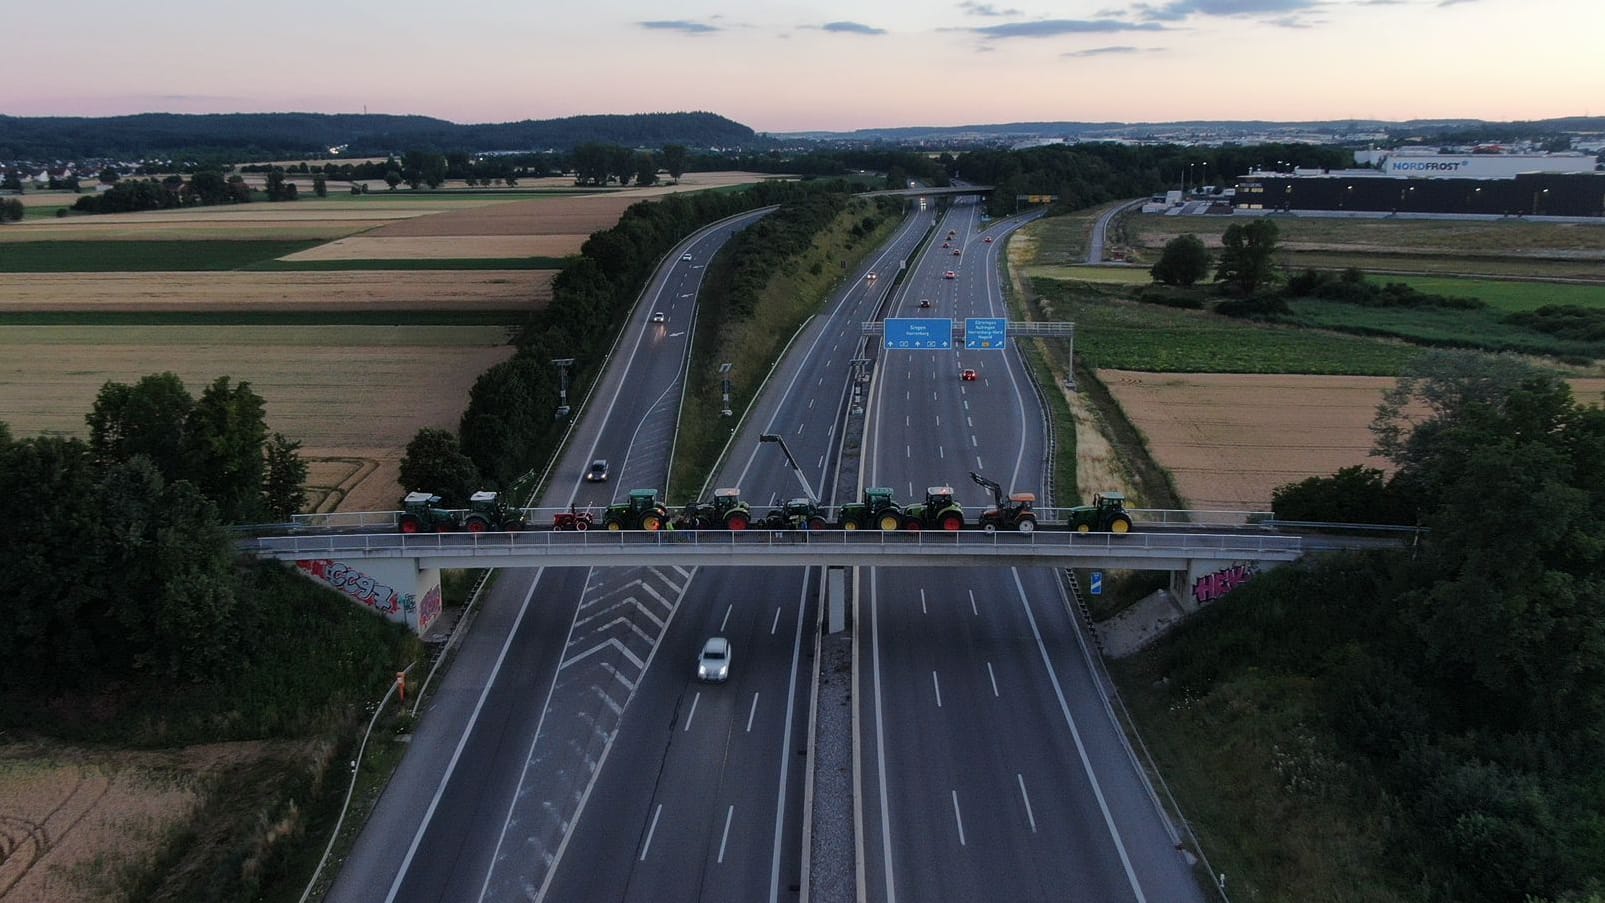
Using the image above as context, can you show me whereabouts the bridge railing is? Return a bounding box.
[247,527,1302,561]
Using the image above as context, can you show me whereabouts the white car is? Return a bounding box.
[681,253,693,262]
[697,637,731,682]
[651,311,667,323]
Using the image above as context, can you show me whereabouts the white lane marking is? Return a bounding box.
[639,803,665,860]
[388,572,546,903]
[818,455,825,469]
[809,397,815,409]
[951,791,967,846]
[938,446,944,459]
[797,423,805,435]
[771,607,782,635]
[976,456,983,470]
[932,392,938,402]
[971,435,979,447]
[905,415,909,427]
[718,805,735,863]
[905,391,910,401]
[721,603,733,631]
[935,415,941,426]
[683,691,701,732]
[870,574,898,903]
[963,400,969,410]
[920,588,927,614]
[969,590,978,616]
[747,692,760,732]
[906,444,911,458]
[1017,774,1038,833]
[1012,568,1146,901]
[931,670,943,708]
[967,417,973,428]
[987,661,1000,697]
[768,573,813,902]
[818,376,825,386]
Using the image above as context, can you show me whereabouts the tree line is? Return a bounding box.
[0,373,308,697]
[70,170,300,214]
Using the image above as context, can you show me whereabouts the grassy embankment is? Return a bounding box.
[668,195,902,501]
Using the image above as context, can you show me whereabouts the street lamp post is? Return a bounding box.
[551,357,575,419]
[718,362,733,417]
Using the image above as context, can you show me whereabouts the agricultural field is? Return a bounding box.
[1102,370,1605,510]
[0,271,551,313]
[1119,212,1605,281]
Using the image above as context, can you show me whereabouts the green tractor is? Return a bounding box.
[603,488,671,531]
[398,491,462,533]
[837,487,903,531]
[900,485,966,531]
[1065,492,1134,534]
[758,497,830,530]
[464,490,527,532]
[675,487,753,530]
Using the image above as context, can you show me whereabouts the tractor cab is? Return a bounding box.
[864,487,896,512]
[712,487,742,514]
[1094,492,1126,513]
[782,498,814,517]
[628,489,661,512]
[925,486,956,509]
[403,491,443,514]
[1006,491,1036,514]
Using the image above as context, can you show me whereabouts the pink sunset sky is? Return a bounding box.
[2,0,1600,132]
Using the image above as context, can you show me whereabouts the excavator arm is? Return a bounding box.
[969,471,1004,508]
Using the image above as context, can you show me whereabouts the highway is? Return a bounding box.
[328,207,772,903]
[856,201,1207,901]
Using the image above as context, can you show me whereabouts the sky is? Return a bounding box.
[2,0,1601,132]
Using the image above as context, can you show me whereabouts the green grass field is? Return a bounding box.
[0,239,322,271]
[1284,300,1605,361]
[1381,275,1605,312]
[1132,213,1605,253]
[1034,278,1422,374]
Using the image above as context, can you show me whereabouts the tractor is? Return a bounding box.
[464,490,527,532]
[675,487,753,530]
[398,491,461,533]
[603,488,671,531]
[970,471,1037,533]
[1065,492,1134,534]
[758,497,830,530]
[837,487,903,531]
[552,504,595,531]
[900,485,966,531]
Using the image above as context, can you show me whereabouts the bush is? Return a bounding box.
[1149,233,1210,286]
[1271,465,1414,525]
[1215,294,1290,319]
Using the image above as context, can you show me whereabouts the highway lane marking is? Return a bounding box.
[971,435,979,447]
[1012,568,1147,902]
[950,791,967,846]
[718,805,735,863]
[967,417,973,428]
[869,575,899,903]
[721,603,733,631]
[561,636,645,671]
[684,691,701,732]
[1016,775,1037,833]
[385,570,549,903]
[767,572,813,902]
[935,415,941,426]
[969,590,978,616]
[938,446,944,459]
[920,588,927,614]
[976,456,983,470]
[797,423,805,435]
[747,692,760,732]
[931,670,943,708]
[809,397,815,409]
[987,661,1000,697]
[818,455,825,469]
[639,803,664,860]
[771,607,782,635]
[906,444,911,458]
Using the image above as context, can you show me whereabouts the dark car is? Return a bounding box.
[586,459,609,482]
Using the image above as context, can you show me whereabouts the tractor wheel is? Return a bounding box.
[981,521,997,535]
[807,516,828,531]
[465,516,489,533]
[842,519,860,531]
[1108,515,1132,534]
[1076,523,1091,535]
[641,514,662,531]
[902,517,922,531]
[1017,516,1036,534]
[399,514,422,534]
[606,519,623,532]
[727,512,750,531]
[878,513,902,532]
[939,512,963,531]
[575,517,589,532]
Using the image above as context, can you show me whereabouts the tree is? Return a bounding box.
[1,172,22,193]
[1214,219,1280,294]
[0,198,22,223]
[633,152,658,187]
[262,432,308,520]
[98,167,120,184]
[399,428,481,506]
[313,175,327,197]
[87,371,194,481]
[662,144,688,183]
[1149,233,1210,286]
[572,143,610,185]
[183,376,268,523]
[384,170,402,191]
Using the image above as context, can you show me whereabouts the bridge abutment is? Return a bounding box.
[290,556,443,635]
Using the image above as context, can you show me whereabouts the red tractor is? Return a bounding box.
[552,504,595,531]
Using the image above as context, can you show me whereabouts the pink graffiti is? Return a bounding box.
[418,584,443,634]
[1192,563,1257,606]
[295,559,402,615]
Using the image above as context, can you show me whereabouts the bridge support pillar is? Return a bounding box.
[1173,557,1282,612]
[290,557,444,636]
[826,567,847,634]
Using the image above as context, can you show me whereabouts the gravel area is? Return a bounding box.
[809,630,856,902]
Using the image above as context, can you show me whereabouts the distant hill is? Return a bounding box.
[777,117,1605,143]
[0,111,760,160]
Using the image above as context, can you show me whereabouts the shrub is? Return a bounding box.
[1149,233,1210,286]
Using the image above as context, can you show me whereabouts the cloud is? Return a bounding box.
[638,19,719,35]
[1438,0,1480,6]
[819,20,887,34]
[958,1,1023,15]
[1133,0,1315,20]
[1062,45,1162,57]
[972,18,1167,38]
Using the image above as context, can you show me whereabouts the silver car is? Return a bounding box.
[697,637,731,683]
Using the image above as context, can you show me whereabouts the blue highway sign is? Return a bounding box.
[1090,571,1103,595]
[884,318,953,350]
[965,317,1008,350]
